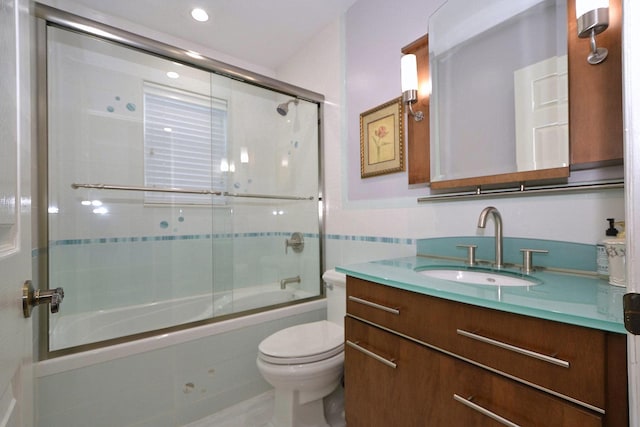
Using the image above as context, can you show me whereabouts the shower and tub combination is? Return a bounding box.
[34,5,327,426]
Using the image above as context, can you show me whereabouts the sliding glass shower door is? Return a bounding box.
[43,23,322,354]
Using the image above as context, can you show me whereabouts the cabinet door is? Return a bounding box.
[345,317,450,426]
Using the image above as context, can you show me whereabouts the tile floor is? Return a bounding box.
[184,390,274,427]
[185,387,346,427]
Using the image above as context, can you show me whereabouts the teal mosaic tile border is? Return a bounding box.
[48,233,417,247]
[49,232,321,246]
[32,233,417,257]
[325,234,416,245]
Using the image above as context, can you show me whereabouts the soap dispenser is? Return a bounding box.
[597,218,618,279]
[606,221,626,287]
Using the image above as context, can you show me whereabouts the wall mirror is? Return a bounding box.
[429,0,569,190]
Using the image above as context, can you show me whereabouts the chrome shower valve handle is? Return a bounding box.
[285,232,304,254]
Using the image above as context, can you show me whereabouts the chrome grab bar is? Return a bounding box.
[456,329,570,368]
[453,394,520,427]
[348,296,400,315]
[346,340,397,369]
[71,183,314,201]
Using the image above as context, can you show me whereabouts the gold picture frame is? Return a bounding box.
[360,97,405,178]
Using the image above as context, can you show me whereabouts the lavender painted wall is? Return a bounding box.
[346,0,442,200]
[325,0,624,272]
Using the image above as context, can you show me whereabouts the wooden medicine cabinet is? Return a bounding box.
[406,0,622,193]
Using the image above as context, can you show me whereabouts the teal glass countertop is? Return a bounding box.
[337,256,626,334]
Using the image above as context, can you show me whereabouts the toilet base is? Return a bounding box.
[270,389,330,427]
[323,385,345,427]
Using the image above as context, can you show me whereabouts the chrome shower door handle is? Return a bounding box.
[22,280,65,318]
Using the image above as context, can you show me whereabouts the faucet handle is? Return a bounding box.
[520,248,549,273]
[457,244,478,266]
[285,232,304,254]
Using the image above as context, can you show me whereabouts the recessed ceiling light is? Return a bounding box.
[191,8,209,22]
[166,71,180,79]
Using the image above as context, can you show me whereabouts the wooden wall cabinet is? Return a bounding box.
[404,0,623,190]
[568,0,623,168]
[344,276,628,426]
[401,35,430,185]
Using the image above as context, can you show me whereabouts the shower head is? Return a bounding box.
[277,99,299,116]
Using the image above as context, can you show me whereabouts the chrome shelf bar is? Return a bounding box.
[418,180,623,203]
[71,183,314,201]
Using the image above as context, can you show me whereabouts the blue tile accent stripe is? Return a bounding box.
[33,233,415,258]
[325,234,416,245]
[49,231,322,246]
[45,233,416,247]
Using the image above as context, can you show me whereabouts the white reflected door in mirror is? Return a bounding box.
[514,55,568,171]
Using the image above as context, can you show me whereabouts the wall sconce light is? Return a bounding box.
[401,54,424,121]
[576,0,609,64]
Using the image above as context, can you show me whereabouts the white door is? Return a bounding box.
[0,0,33,426]
[514,55,569,171]
[624,1,640,424]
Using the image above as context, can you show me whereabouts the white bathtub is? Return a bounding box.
[38,295,325,379]
[49,284,316,352]
[35,291,327,427]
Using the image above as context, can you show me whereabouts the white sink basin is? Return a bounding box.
[417,268,537,287]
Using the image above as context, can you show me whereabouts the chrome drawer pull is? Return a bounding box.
[346,340,397,369]
[453,394,520,427]
[456,329,570,368]
[348,296,400,315]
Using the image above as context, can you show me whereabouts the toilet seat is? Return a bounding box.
[258,320,344,365]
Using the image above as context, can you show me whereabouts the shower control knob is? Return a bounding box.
[285,232,304,254]
[22,280,65,318]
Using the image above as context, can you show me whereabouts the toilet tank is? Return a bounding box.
[323,269,346,326]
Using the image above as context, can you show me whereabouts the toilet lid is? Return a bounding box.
[258,320,344,365]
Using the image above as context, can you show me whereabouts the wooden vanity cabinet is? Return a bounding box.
[344,276,628,426]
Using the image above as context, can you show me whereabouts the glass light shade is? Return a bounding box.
[575,0,609,18]
[401,54,419,92]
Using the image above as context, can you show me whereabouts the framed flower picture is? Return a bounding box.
[360,97,405,178]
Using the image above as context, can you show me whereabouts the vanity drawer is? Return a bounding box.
[346,276,625,413]
[446,344,604,427]
[446,301,611,411]
[346,276,441,338]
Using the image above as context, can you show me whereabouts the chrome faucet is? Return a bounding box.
[280,275,301,290]
[477,206,504,268]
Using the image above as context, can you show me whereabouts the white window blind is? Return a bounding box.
[143,82,227,204]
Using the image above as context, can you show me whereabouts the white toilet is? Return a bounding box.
[256,269,346,427]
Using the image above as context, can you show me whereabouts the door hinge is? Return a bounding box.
[623,293,640,335]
